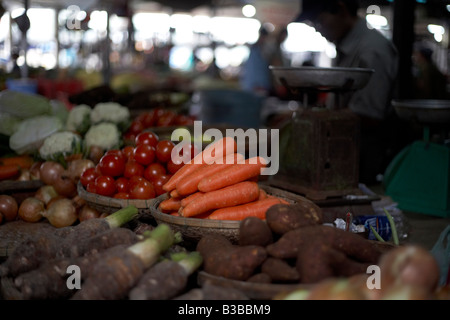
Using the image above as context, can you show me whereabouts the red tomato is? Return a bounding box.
[143,162,166,182]
[157,111,177,127]
[98,154,125,177]
[80,167,100,187]
[128,175,145,189]
[114,192,130,199]
[135,131,159,147]
[166,158,184,174]
[115,177,129,193]
[86,181,97,193]
[124,161,145,179]
[143,110,157,128]
[95,175,116,197]
[105,149,124,159]
[156,140,175,163]
[152,174,170,196]
[121,146,135,160]
[129,179,155,199]
[123,132,136,145]
[133,144,156,166]
[129,120,145,134]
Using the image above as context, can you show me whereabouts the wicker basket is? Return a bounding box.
[77,182,157,217]
[149,184,312,245]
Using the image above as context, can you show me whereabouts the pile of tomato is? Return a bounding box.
[80,131,196,200]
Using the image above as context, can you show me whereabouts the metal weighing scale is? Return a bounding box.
[268,66,374,202]
[383,99,450,218]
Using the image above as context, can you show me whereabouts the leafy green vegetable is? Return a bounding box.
[0,113,22,136]
[9,115,63,155]
[0,90,52,118]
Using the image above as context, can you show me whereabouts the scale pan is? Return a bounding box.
[270,66,374,92]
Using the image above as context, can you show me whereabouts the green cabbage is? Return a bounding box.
[0,113,22,136]
[9,115,63,155]
[0,90,52,119]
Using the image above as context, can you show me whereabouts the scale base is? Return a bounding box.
[384,140,450,218]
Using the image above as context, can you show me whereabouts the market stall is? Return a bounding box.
[0,0,449,304]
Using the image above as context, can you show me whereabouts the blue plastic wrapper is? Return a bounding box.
[353,215,392,241]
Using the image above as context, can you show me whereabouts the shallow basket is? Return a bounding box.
[77,182,157,217]
[149,184,312,245]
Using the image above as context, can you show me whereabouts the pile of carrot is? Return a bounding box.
[0,155,34,181]
[159,137,288,221]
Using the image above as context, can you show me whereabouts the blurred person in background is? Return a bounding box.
[412,46,448,100]
[240,26,274,95]
[295,0,400,185]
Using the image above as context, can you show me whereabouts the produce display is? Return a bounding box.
[158,137,287,220]
[80,131,195,200]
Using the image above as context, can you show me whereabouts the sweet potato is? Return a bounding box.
[266,225,383,264]
[128,252,202,300]
[261,257,300,283]
[196,234,267,281]
[238,216,273,247]
[265,202,323,235]
[246,273,272,284]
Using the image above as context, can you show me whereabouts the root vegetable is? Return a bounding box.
[43,198,78,228]
[261,257,300,283]
[159,197,182,213]
[378,245,440,295]
[0,195,18,222]
[197,156,267,193]
[39,161,64,186]
[175,153,244,196]
[180,192,204,207]
[163,136,237,192]
[246,273,272,284]
[180,181,260,218]
[52,175,77,198]
[196,234,267,281]
[266,225,383,264]
[207,197,283,221]
[78,204,101,221]
[265,201,323,235]
[238,216,273,247]
[34,185,59,206]
[18,197,45,223]
[0,206,139,278]
[128,251,203,300]
[72,224,176,300]
[65,159,95,183]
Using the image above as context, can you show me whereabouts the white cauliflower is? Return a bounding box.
[90,102,130,131]
[39,131,83,162]
[84,122,121,151]
[66,104,92,135]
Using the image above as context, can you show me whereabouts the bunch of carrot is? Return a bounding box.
[159,137,288,221]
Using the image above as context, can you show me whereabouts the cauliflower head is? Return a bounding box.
[90,102,130,131]
[39,131,83,162]
[84,122,121,151]
[66,104,92,135]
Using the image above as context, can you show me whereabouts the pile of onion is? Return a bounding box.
[0,195,19,224]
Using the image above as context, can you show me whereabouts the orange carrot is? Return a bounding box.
[180,191,205,208]
[258,189,267,200]
[175,153,245,196]
[0,155,34,170]
[267,194,290,204]
[162,136,237,192]
[158,197,182,212]
[170,189,180,198]
[207,198,284,221]
[179,181,260,218]
[0,165,20,181]
[197,156,267,193]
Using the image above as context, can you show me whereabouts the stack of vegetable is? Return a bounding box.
[158,137,287,220]
[80,131,196,200]
[0,207,203,300]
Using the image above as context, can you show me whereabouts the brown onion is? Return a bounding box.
[379,245,440,294]
[18,197,45,222]
[17,170,31,181]
[30,161,43,180]
[66,159,95,183]
[39,161,64,186]
[0,195,19,222]
[44,198,78,228]
[78,204,101,221]
[35,185,59,206]
[88,145,104,164]
[53,175,77,198]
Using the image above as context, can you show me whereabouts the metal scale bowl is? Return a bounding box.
[268,66,374,201]
[384,99,450,218]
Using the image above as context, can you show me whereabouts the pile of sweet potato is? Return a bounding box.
[197,200,394,285]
